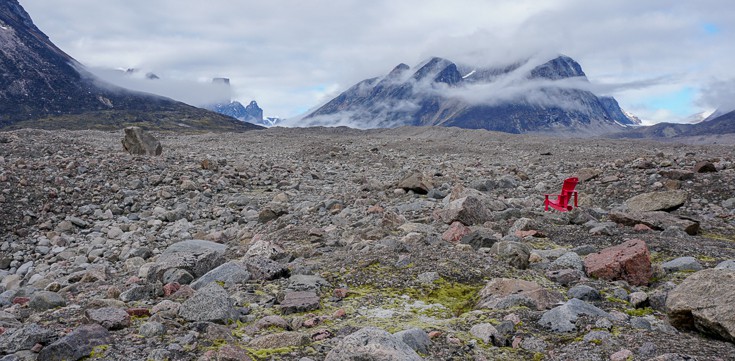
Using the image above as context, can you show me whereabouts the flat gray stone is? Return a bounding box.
[190,261,251,290]
[568,285,601,302]
[393,328,431,354]
[147,240,227,283]
[279,291,320,315]
[85,307,130,330]
[178,283,238,324]
[661,257,703,273]
[325,327,421,361]
[29,291,66,311]
[625,190,687,212]
[538,298,610,332]
[0,323,55,354]
[286,274,331,293]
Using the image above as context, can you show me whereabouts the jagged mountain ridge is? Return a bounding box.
[208,100,264,123]
[304,55,637,134]
[0,0,259,131]
[609,108,735,139]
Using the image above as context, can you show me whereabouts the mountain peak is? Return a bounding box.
[530,55,587,80]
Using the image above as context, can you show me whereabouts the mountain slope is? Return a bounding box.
[0,0,260,131]
[610,109,735,139]
[303,55,636,134]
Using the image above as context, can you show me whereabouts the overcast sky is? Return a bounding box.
[19,0,735,123]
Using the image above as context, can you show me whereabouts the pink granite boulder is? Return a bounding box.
[583,239,652,286]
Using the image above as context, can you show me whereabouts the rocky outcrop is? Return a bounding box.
[324,327,422,361]
[666,269,735,342]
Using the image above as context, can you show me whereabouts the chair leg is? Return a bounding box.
[573,191,578,208]
[544,195,549,211]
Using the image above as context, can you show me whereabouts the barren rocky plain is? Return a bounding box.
[1,126,735,361]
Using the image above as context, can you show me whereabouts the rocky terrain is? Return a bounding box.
[1,126,735,361]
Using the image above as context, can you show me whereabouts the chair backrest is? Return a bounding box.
[560,177,578,195]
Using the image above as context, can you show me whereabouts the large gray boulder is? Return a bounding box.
[666,269,735,342]
[476,278,563,311]
[625,190,687,212]
[610,211,699,235]
[190,261,251,290]
[37,324,111,361]
[0,323,55,354]
[122,126,162,156]
[325,327,422,361]
[490,241,531,269]
[538,298,610,332]
[147,240,227,283]
[178,283,239,324]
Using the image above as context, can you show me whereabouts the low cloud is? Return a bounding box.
[697,79,735,114]
[89,67,232,106]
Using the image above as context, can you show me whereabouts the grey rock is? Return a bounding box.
[490,241,531,269]
[397,171,432,194]
[179,283,238,324]
[666,268,735,342]
[545,269,584,286]
[548,252,585,271]
[119,282,162,302]
[0,323,55,354]
[0,311,21,328]
[162,268,194,285]
[37,324,111,361]
[625,190,688,212]
[628,291,649,308]
[459,229,499,250]
[661,257,703,273]
[538,298,610,332]
[417,272,439,284]
[393,328,431,354]
[122,126,162,156]
[325,327,422,361]
[190,261,251,290]
[438,196,490,226]
[139,321,166,337]
[715,260,735,270]
[610,211,699,235]
[583,330,612,343]
[147,240,227,283]
[286,274,331,294]
[469,323,498,344]
[244,256,289,280]
[29,291,66,311]
[279,291,320,314]
[85,307,130,330]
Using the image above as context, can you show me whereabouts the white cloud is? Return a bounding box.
[18,0,735,122]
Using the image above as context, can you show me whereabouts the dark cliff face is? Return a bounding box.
[304,55,636,134]
[0,0,258,131]
[208,100,264,124]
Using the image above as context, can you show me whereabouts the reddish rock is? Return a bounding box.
[311,329,333,341]
[333,288,349,299]
[515,229,544,238]
[12,297,30,306]
[367,205,384,214]
[332,308,346,318]
[215,345,253,361]
[633,223,652,232]
[163,282,181,297]
[126,308,150,317]
[428,331,442,338]
[442,221,471,243]
[583,239,652,286]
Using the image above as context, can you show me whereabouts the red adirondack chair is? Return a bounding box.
[544,177,579,212]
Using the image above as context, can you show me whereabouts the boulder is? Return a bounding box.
[147,240,227,283]
[85,307,131,330]
[190,261,251,290]
[610,211,699,235]
[442,222,471,243]
[279,291,320,315]
[37,324,111,361]
[0,323,55,354]
[666,269,735,342]
[624,190,687,212]
[121,126,162,156]
[397,171,432,194]
[476,278,563,311]
[583,239,652,286]
[178,283,238,324]
[29,291,66,311]
[538,298,610,332]
[490,241,531,269]
[661,257,703,273]
[693,161,716,173]
[393,328,431,354]
[437,196,491,226]
[324,327,422,361]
